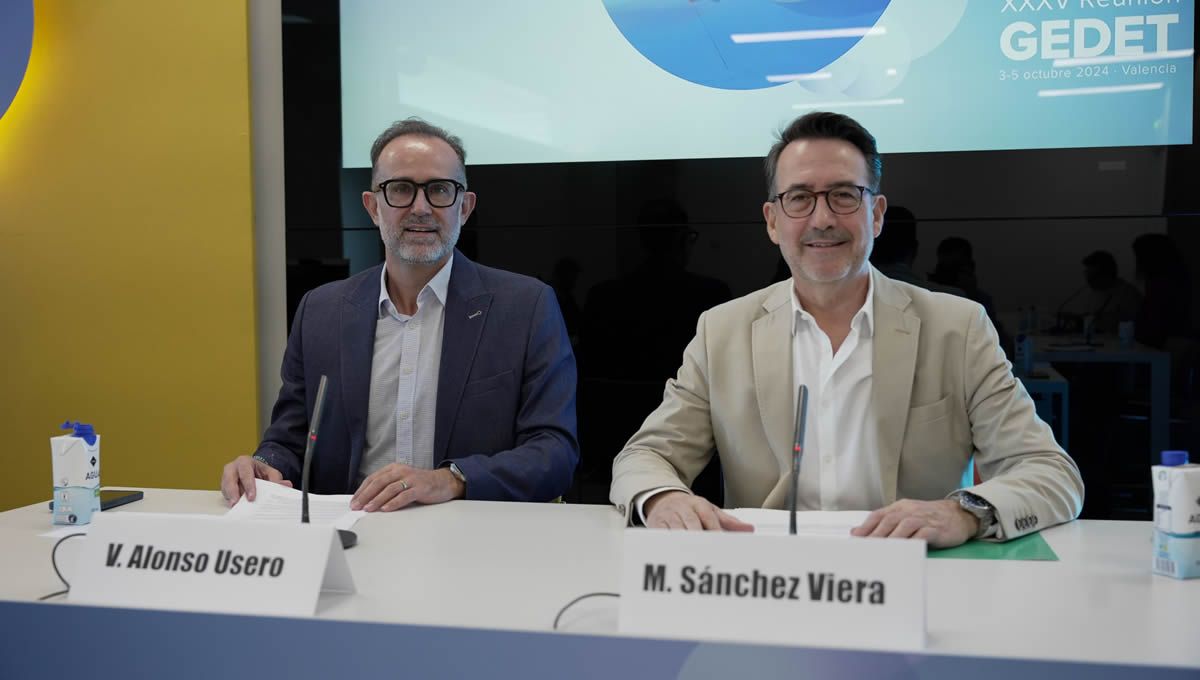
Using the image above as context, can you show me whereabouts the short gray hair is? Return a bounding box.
[369,117,467,186]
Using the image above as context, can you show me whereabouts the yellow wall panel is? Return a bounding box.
[0,1,258,510]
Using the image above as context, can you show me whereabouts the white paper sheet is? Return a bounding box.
[728,508,870,537]
[224,480,365,531]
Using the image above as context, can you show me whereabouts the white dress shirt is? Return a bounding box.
[357,256,452,484]
[636,270,883,521]
[790,271,881,510]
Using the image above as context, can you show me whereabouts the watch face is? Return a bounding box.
[960,493,990,511]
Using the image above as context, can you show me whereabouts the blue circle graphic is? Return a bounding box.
[603,0,892,90]
[1,0,35,119]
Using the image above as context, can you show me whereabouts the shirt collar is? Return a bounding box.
[790,268,875,338]
[378,254,454,319]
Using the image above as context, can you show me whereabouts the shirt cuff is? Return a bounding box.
[633,486,689,525]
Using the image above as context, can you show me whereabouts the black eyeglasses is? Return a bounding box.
[772,185,871,218]
[375,178,465,209]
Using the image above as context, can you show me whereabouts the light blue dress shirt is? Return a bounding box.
[357,256,453,484]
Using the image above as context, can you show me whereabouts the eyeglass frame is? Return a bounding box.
[771,184,874,218]
[374,177,467,209]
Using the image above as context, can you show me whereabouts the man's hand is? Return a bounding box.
[220,455,292,507]
[851,499,978,548]
[350,463,465,512]
[643,490,755,532]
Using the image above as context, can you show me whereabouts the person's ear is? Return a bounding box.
[362,189,381,226]
[459,191,477,223]
[871,193,887,237]
[764,201,780,245]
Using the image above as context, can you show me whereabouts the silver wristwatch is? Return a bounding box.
[955,491,998,539]
[448,461,467,486]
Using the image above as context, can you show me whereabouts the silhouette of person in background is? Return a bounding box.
[1062,236,1192,519]
[578,198,732,501]
[582,198,732,381]
[929,236,1011,353]
[1132,234,1192,349]
[1067,250,1141,335]
[870,206,965,296]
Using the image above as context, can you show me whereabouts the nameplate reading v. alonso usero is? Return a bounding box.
[619,530,925,651]
[69,512,354,617]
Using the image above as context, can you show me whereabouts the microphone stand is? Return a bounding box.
[301,375,357,549]
[789,385,810,536]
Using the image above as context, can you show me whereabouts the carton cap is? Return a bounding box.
[60,420,97,446]
[1161,450,1189,466]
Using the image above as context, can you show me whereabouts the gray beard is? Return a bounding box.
[384,223,461,264]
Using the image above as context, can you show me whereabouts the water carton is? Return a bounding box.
[1152,450,1200,579]
[50,421,101,525]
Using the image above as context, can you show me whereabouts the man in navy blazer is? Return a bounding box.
[220,119,578,510]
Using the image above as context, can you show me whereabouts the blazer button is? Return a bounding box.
[618,504,627,515]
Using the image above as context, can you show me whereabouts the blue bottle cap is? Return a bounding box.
[1161,450,1189,466]
[60,421,97,447]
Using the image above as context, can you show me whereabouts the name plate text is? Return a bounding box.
[69,512,354,617]
[619,530,925,650]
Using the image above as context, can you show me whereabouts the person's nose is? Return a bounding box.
[807,194,838,229]
[409,187,434,216]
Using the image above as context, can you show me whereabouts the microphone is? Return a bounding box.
[788,384,810,536]
[301,374,357,549]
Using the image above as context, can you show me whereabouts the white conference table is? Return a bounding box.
[0,489,1197,671]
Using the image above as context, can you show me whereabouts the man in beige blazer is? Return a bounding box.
[610,112,1083,548]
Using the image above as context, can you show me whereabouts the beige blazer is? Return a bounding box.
[610,269,1084,539]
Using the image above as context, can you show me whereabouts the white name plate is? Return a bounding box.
[69,512,354,617]
[619,530,925,651]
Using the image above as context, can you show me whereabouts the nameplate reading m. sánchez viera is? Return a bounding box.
[619,530,925,651]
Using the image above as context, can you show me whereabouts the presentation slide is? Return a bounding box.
[341,0,1195,166]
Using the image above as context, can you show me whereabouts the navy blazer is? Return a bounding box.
[253,251,579,501]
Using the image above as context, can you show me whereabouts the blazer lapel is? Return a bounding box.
[752,282,796,479]
[341,266,383,489]
[434,252,493,465]
[871,271,920,504]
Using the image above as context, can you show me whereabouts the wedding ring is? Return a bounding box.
[399,479,410,491]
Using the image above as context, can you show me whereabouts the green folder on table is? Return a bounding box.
[928,532,1058,561]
